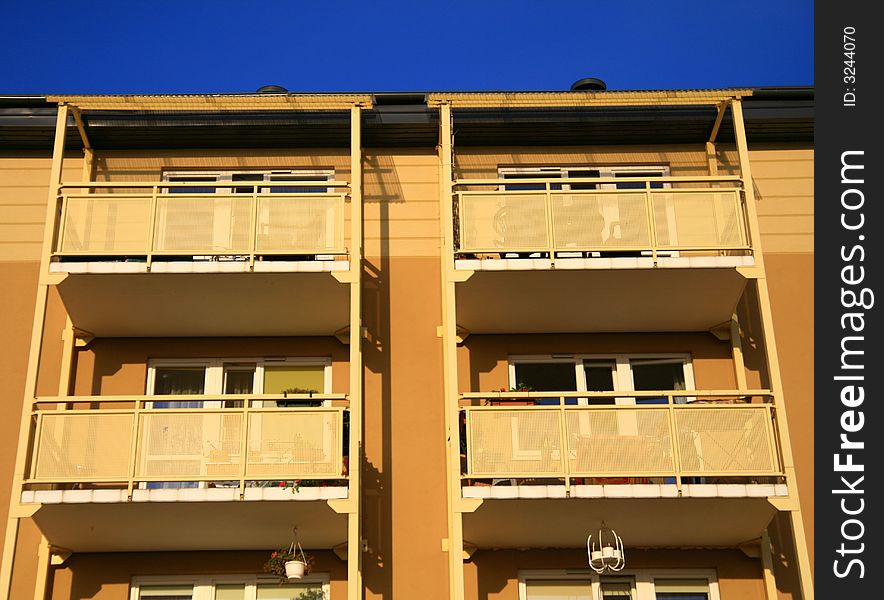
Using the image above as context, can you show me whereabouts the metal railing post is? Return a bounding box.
[146,185,159,270]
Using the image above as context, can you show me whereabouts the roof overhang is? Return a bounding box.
[46,93,374,112]
[427,89,755,108]
[0,88,813,150]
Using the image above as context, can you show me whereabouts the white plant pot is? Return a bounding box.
[285,560,306,580]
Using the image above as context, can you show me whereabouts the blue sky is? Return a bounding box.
[1,1,813,94]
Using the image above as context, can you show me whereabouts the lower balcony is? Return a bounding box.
[20,395,350,552]
[459,390,788,549]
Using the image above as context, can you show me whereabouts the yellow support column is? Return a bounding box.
[0,103,69,600]
[760,530,780,600]
[732,98,814,600]
[347,103,364,600]
[32,536,50,600]
[58,318,76,398]
[729,314,748,390]
[438,102,470,600]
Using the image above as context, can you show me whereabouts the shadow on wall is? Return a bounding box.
[359,148,401,598]
[736,282,772,389]
[768,514,805,600]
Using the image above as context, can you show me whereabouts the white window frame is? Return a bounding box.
[130,573,331,600]
[162,169,335,193]
[517,568,720,600]
[147,357,333,400]
[508,353,695,404]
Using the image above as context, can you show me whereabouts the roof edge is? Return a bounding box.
[45,94,374,111]
[427,89,755,108]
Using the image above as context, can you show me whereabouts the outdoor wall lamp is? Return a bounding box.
[586,522,625,573]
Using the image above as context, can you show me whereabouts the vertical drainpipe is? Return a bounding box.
[0,103,70,600]
[732,98,814,600]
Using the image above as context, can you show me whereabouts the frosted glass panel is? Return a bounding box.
[139,584,193,599]
[215,584,246,600]
[257,582,324,599]
[264,365,325,394]
[525,579,592,599]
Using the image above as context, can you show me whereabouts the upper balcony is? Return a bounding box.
[47,180,353,337]
[457,390,788,549]
[451,175,754,334]
[19,394,350,552]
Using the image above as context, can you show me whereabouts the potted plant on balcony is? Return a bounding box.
[263,541,315,581]
[280,387,322,408]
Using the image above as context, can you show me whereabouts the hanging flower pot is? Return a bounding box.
[264,538,314,582]
[284,559,307,580]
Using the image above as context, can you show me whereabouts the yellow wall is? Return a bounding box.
[0,154,83,261]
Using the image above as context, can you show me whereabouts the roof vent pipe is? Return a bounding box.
[256,85,289,93]
[570,78,607,92]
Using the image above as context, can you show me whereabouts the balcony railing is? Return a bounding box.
[25,395,348,498]
[53,181,350,267]
[454,176,751,261]
[460,390,782,487]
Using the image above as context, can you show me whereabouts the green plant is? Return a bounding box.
[281,387,318,395]
[262,544,314,579]
[295,590,325,600]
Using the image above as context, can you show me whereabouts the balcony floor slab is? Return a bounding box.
[27,497,348,552]
[462,496,777,549]
[54,271,350,337]
[455,267,748,333]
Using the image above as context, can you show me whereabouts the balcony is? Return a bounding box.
[452,176,753,334]
[19,395,350,552]
[48,181,352,337]
[458,390,788,549]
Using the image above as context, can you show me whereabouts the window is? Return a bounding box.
[508,354,694,405]
[500,166,668,191]
[163,170,334,194]
[132,575,329,600]
[519,571,718,600]
[147,357,332,406]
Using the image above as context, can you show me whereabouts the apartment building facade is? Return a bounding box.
[0,87,814,600]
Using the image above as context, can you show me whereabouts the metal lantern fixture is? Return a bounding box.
[586,522,625,573]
